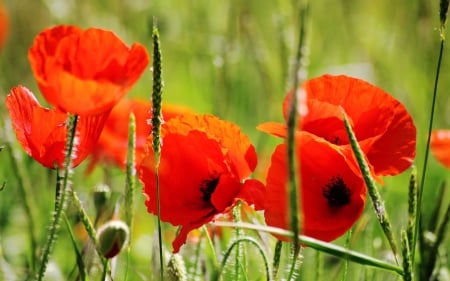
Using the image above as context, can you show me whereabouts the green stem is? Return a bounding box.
[69,188,106,264]
[4,141,38,272]
[203,226,220,280]
[232,202,246,280]
[401,230,413,281]
[124,113,136,232]
[215,237,271,281]
[286,4,310,279]
[272,240,283,280]
[213,221,404,276]
[63,213,86,281]
[123,113,136,281]
[342,112,399,262]
[36,114,78,281]
[416,3,447,260]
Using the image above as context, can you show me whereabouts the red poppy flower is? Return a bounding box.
[87,98,193,172]
[139,114,265,252]
[0,1,9,50]
[259,74,416,242]
[5,86,108,169]
[261,74,416,176]
[430,130,450,168]
[265,132,366,242]
[28,25,149,116]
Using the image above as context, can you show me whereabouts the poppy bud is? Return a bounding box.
[96,220,129,259]
[165,254,187,281]
[93,184,111,214]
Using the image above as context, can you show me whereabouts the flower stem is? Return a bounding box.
[342,112,399,263]
[286,0,309,264]
[232,202,246,280]
[401,230,413,281]
[4,140,38,273]
[213,221,404,276]
[36,114,78,280]
[272,240,283,280]
[216,237,270,281]
[124,113,136,281]
[416,2,447,260]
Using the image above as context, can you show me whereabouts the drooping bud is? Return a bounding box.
[96,220,129,259]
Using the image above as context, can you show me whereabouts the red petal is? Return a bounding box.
[6,86,108,169]
[256,122,287,138]
[162,114,257,180]
[431,130,450,168]
[28,25,150,115]
[264,132,366,242]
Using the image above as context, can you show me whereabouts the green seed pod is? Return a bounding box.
[96,220,129,259]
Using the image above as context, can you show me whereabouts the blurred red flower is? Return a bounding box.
[6,86,108,169]
[259,74,416,242]
[0,1,9,50]
[87,98,193,172]
[28,25,149,116]
[139,114,265,252]
[430,130,450,168]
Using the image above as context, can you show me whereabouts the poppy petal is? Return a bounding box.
[265,132,366,242]
[6,86,108,168]
[256,122,287,138]
[28,25,150,115]
[430,130,450,168]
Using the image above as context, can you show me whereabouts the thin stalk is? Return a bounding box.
[232,202,246,280]
[286,5,309,279]
[416,0,448,261]
[315,251,322,281]
[341,229,352,281]
[4,141,38,272]
[70,188,106,264]
[342,112,399,263]
[101,258,109,281]
[213,222,404,276]
[401,230,413,281]
[124,113,136,232]
[272,240,283,280]
[124,113,136,281]
[406,167,418,266]
[36,114,79,281]
[203,226,220,280]
[152,18,164,281]
[425,203,450,279]
[215,237,271,281]
[63,213,86,281]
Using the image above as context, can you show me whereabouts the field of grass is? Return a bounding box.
[0,0,449,280]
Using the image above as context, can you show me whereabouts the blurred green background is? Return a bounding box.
[0,0,449,280]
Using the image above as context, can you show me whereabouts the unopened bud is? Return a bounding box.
[97,220,129,259]
[93,184,111,214]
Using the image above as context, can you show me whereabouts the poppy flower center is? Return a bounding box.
[200,175,220,203]
[322,176,352,208]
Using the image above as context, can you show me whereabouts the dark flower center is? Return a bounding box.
[200,175,220,203]
[322,176,352,208]
[327,136,341,145]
